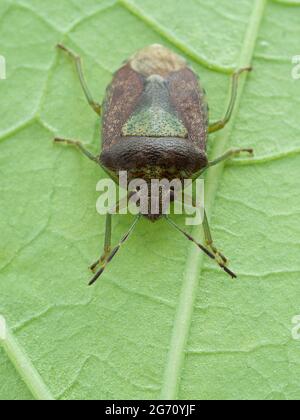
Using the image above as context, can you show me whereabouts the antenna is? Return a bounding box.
[165,215,237,279]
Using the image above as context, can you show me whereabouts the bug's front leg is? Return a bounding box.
[89,214,141,286]
[187,195,229,267]
[208,67,252,134]
[165,213,236,279]
[57,44,102,116]
[202,210,228,266]
[90,213,112,272]
[89,191,137,273]
[171,193,236,278]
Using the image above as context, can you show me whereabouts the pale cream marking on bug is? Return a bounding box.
[130,44,187,77]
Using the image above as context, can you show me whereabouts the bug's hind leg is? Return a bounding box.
[57,44,101,116]
[208,67,252,134]
[209,148,253,167]
[54,137,99,163]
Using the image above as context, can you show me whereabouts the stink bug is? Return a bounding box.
[54,44,253,284]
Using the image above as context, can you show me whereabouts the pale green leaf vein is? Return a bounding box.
[119,0,234,74]
[160,0,268,400]
[229,147,300,166]
[0,315,54,400]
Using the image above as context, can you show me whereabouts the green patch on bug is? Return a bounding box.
[122,106,188,138]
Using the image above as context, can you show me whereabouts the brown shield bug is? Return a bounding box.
[54,44,253,285]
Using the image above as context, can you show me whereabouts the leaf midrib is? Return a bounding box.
[0,316,54,400]
[160,0,268,400]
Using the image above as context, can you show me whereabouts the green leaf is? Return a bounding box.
[1,0,300,400]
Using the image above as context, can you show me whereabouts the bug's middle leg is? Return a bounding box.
[54,137,99,163]
[209,148,253,167]
[57,44,101,116]
[208,67,252,134]
[54,137,118,182]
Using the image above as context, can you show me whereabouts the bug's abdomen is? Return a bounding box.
[101,44,209,175]
[101,64,145,151]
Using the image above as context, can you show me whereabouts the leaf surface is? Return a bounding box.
[0,0,300,400]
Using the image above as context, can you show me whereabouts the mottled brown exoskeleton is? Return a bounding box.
[54,44,253,284]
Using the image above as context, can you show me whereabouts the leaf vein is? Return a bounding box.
[160,0,268,400]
